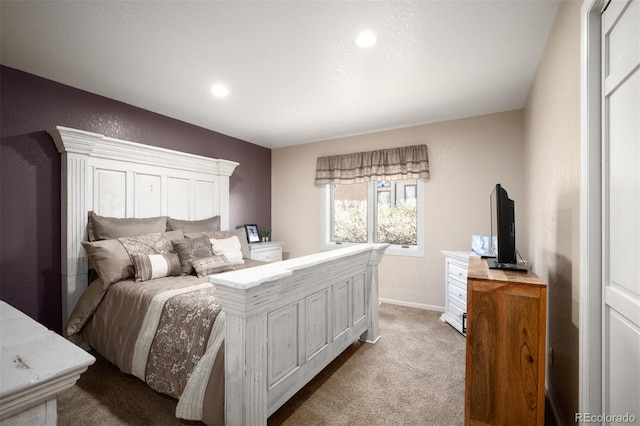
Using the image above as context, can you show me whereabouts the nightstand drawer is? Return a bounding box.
[252,248,282,262]
[249,241,284,262]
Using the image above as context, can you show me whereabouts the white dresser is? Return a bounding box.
[439,251,472,335]
[249,241,284,262]
[0,301,95,425]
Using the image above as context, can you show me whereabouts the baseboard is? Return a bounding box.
[379,298,444,312]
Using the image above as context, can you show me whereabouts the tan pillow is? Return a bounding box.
[118,232,174,259]
[189,256,234,277]
[82,239,133,288]
[171,237,215,275]
[82,230,184,287]
[88,211,167,241]
[166,216,220,233]
[201,228,251,259]
[65,278,108,336]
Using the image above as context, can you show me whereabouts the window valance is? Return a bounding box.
[314,144,429,185]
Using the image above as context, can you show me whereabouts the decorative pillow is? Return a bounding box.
[171,237,215,275]
[210,236,245,265]
[133,253,182,282]
[118,232,174,259]
[82,230,183,287]
[201,228,251,259]
[166,216,220,233]
[189,255,234,277]
[65,278,108,336]
[87,211,167,241]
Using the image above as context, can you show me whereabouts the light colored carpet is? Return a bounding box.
[58,303,466,425]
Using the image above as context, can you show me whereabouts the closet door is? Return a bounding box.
[601,0,640,421]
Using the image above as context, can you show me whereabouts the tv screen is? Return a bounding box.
[488,184,525,270]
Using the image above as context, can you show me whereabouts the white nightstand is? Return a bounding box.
[249,241,284,262]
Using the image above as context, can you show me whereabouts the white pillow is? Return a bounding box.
[210,236,245,265]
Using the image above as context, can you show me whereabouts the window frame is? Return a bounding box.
[320,179,425,257]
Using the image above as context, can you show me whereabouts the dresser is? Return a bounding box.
[440,250,472,335]
[465,257,547,426]
[0,301,95,425]
[249,240,284,262]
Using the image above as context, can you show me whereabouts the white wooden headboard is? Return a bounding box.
[49,126,239,325]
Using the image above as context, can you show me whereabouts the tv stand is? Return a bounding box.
[465,257,547,425]
[486,258,528,272]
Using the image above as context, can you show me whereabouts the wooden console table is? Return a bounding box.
[465,257,547,426]
[0,301,95,425]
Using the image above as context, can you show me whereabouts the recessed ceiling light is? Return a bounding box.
[210,83,229,98]
[354,31,377,48]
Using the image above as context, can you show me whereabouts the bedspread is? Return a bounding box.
[81,275,224,421]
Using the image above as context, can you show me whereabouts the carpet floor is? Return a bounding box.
[57,303,466,425]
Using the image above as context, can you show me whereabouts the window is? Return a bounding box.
[322,178,425,257]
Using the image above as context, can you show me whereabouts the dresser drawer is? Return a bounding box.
[448,262,468,283]
[447,279,467,304]
[447,297,466,331]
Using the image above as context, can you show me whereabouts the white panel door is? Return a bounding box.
[602,0,640,422]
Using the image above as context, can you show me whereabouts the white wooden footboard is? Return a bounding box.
[210,243,388,425]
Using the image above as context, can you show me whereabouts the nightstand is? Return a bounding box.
[249,241,284,262]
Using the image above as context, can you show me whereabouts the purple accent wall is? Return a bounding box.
[0,66,271,332]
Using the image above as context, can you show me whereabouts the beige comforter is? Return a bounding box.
[80,259,265,423]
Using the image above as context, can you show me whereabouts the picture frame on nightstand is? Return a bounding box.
[244,224,260,243]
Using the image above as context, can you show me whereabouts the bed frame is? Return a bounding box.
[50,126,388,425]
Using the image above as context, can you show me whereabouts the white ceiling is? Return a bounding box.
[0,1,560,149]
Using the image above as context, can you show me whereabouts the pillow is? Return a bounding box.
[118,232,174,259]
[210,236,244,265]
[171,237,215,275]
[65,278,108,337]
[201,228,251,259]
[82,239,134,288]
[133,253,182,282]
[82,230,183,287]
[166,216,220,233]
[88,211,167,241]
[189,255,234,278]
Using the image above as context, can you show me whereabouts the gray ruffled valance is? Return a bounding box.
[314,144,429,185]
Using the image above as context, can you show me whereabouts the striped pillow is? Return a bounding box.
[133,253,182,282]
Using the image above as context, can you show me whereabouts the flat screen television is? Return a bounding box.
[487,183,527,271]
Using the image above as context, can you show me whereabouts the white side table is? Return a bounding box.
[0,301,95,425]
[249,241,284,262]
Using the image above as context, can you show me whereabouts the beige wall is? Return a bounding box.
[272,0,581,422]
[272,110,524,310]
[523,0,581,424]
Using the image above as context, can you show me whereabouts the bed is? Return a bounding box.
[50,126,388,425]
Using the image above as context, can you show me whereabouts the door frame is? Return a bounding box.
[580,0,608,418]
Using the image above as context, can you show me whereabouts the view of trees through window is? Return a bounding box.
[332,179,418,245]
